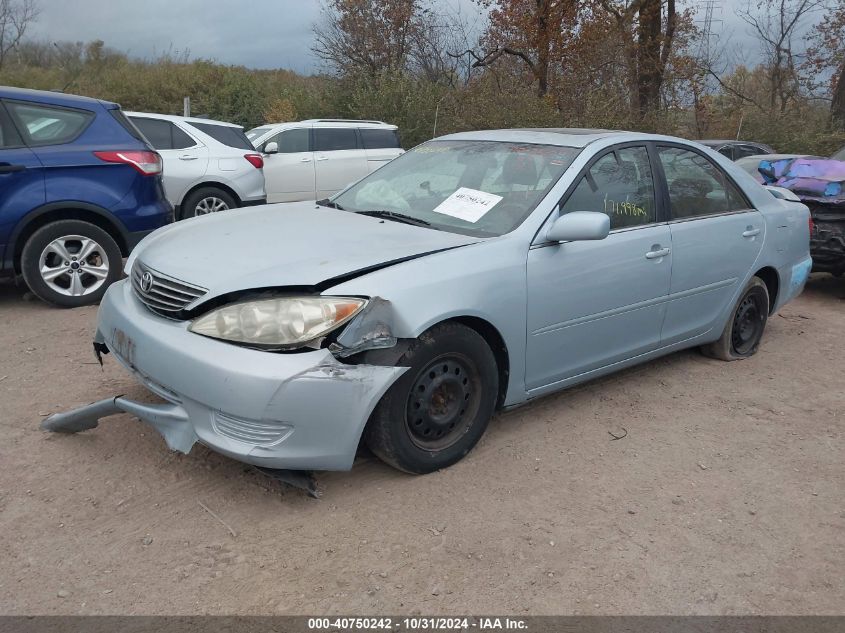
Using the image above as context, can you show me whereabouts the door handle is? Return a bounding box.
[742,227,761,238]
[645,247,670,260]
[178,155,198,161]
[315,155,329,161]
[300,157,312,163]
[0,163,25,173]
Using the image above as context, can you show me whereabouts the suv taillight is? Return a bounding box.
[809,215,814,235]
[94,150,163,175]
[244,153,264,169]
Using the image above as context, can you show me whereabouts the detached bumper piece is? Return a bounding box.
[41,396,198,453]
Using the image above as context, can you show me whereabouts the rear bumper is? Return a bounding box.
[774,256,812,311]
[91,280,406,470]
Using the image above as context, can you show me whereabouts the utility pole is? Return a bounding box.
[183,97,191,117]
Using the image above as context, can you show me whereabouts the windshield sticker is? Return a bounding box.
[433,188,503,223]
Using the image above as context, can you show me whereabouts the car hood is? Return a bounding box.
[132,202,482,299]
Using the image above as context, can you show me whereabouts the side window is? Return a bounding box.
[360,128,401,149]
[268,128,309,153]
[735,144,764,159]
[717,146,734,159]
[6,101,93,146]
[0,106,22,148]
[560,146,656,230]
[657,146,749,219]
[314,127,358,152]
[170,124,196,150]
[130,117,173,150]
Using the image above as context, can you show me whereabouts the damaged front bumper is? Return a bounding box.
[44,280,407,470]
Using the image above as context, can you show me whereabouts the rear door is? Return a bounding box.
[359,127,403,173]
[0,102,45,263]
[129,116,208,206]
[313,127,368,198]
[261,127,315,202]
[655,144,765,345]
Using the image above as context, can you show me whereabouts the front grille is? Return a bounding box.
[212,411,293,446]
[131,261,207,316]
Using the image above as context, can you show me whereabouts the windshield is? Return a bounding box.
[331,140,580,237]
[832,146,845,161]
[246,126,274,142]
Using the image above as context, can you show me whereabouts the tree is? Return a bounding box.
[804,0,845,125]
[597,0,678,118]
[467,0,578,98]
[0,0,37,70]
[313,0,419,76]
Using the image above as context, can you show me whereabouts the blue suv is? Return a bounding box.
[0,87,172,306]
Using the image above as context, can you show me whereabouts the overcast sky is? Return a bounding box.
[27,0,784,74]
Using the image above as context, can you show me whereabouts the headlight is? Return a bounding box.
[189,296,367,348]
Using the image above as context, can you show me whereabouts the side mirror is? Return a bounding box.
[263,141,279,155]
[546,211,610,243]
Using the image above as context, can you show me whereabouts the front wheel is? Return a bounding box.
[363,322,499,474]
[701,276,770,361]
[20,219,122,307]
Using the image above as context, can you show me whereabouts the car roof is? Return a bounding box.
[258,119,398,130]
[125,111,243,129]
[698,139,771,147]
[436,128,649,148]
[0,86,116,110]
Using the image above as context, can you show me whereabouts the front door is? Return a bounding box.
[526,145,671,391]
[654,145,765,344]
[262,127,315,202]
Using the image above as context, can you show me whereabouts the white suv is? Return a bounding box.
[246,119,403,203]
[127,112,266,219]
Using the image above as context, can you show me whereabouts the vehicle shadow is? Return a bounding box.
[802,273,845,301]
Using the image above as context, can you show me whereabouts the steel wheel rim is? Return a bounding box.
[731,292,764,355]
[405,353,481,451]
[194,197,229,215]
[38,235,110,297]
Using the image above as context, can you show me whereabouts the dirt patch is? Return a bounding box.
[0,276,843,615]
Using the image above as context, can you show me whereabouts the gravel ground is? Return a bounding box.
[0,275,843,615]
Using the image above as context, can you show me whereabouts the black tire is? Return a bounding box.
[363,322,499,474]
[180,187,237,219]
[20,219,122,308]
[701,276,770,361]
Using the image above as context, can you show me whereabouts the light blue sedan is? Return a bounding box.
[44,129,812,475]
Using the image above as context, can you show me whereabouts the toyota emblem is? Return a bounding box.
[140,271,154,293]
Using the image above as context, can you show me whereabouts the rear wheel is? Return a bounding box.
[364,322,499,474]
[701,276,770,361]
[180,187,237,219]
[20,219,122,307]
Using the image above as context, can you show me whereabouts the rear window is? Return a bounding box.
[314,127,358,152]
[360,128,401,149]
[108,109,147,144]
[187,122,253,150]
[130,117,196,150]
[6,101,93,146]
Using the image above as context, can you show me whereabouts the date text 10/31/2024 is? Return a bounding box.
[307,617,528,630]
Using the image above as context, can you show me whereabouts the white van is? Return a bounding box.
[246,119,404,203]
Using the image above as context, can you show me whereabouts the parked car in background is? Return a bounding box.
[739,153,845,275]
[736,154,813,183]
[0,87,171,307]
[126,112,265,219]
[246,119,403,202]
[698,139,776,160]
[46,129,811,476]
